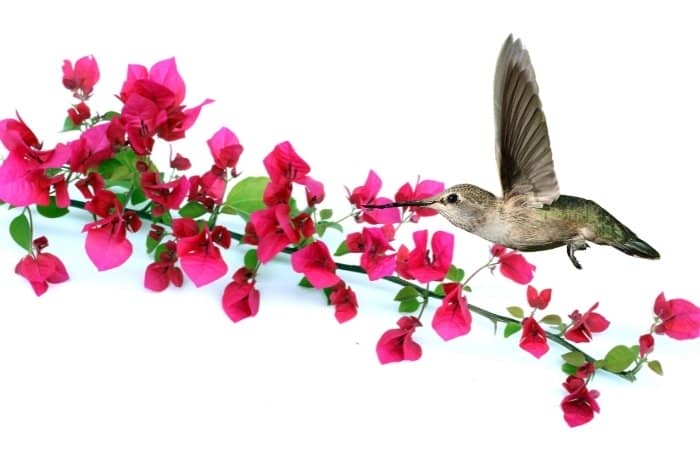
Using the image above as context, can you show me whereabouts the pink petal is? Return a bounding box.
[144,262,170,292]
[179,245,228,287]
[149,57,186,104]
[84,225,133,271]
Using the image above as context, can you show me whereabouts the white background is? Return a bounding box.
[1,1,699,464]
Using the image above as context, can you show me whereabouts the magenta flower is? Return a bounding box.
[432,282,471,341]
[394,178,444,222]
[222,267,260,323]
[172,218,228,287]
[263,141,310,184]
[187,166,226,209]
[653,292,700,340]
[0,117,70,207]
[561,376,600,427]
[519,317,549,358]
[491,244,535,285]
[119,57,212,153]
[329,282,359,323]
[141,171,189,213]
[291,241,340,289]
[207,127,243,170]
[62,55,100,98]
[346,228,396,281]
[247,204,300,263]
[75,172,105,199]
[564,302,610,343]
[60,123,116,174]
[263,181,293,207]
[526,285,552,310]
[376,316,422,364]
[67,102,91,126]
[347,170,400,225]
[639,333,655,358]
[15,237,69,296]
[144,241,184,292]
[82,190,141,271]
[302,175,325,206]
[403,230,454,283]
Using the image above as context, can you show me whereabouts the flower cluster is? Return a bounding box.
[2,54,699,429]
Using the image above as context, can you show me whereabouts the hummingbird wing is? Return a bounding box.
[494,35,559,207]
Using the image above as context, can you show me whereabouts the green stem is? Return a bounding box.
[66,199,634,382]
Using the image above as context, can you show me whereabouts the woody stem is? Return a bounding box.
[68,199,635,382]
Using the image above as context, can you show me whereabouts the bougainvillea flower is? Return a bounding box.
[67,102,91,126]
[291,241,340,289]
[119,58,212,153]
[292,213,315,239]
[347,170,400,225]
[526,285,552,310]
[329,282,359,323]
[519,317,549,358]
[639,333,655,358]
[263,141,310,185]
[376,316,422,364]
[141,171,189,212]
[432,282,471,341]
[222,267,260,323]
[402,230,454,283]
[247,204,300,263]
[59,123,115,174]
[653,292,700,340]
[62,55,100,98]
[346,227,396,281]
[0,117,70,206]
[561,376,600,427]
[207,126,243,170]
[394,178,444,221]
[302,175,325,206]
[170,153,191,171]
[144,241,183,292]
[491,244,535,285]
[15,250,69,296]
[173,220,228,287]
[82,190,141,271]
[564,302,610,343]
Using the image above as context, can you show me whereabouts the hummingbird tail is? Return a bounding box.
[613,236,660,260]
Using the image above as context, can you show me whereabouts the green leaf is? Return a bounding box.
[506,306,525,319]
[316,221,343,235]
[647,360,663,376]
[153,243,169,261]
[399,299,420,313]
[9,212,32,252]
[298,277,313,288]
[446,264,465,282]
[603,345,638,373]
[503,322,521,338]
[222,176,269,220]
[36,197,69,218]
[61,116,80,132]
[130,188,148,206]
[179,201,208,219]
[434,284,446,297]
[244,249,259,271]
[100,111,120,122]
[319,208,333,220]
[98,158,128,181]
[561,351,587,367]
[394,286,420,302]
[539,314,562,326]
[334,241,350,256]
[561,363,578,376]
[462,285,472,292]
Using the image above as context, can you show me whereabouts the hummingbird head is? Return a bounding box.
[364,184,496,232]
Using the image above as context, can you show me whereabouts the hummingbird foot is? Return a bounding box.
[566,241,589,270]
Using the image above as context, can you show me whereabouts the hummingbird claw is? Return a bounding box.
[566,242,586,270]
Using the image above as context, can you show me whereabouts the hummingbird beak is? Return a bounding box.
[363,199,438,209]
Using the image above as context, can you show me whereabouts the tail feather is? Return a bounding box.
[613,236,660,260]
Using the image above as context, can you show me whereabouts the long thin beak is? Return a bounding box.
[363,200,437,209]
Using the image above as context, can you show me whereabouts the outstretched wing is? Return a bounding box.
[494,35,559,207]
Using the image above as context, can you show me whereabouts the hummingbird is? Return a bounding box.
[365,34,659,269]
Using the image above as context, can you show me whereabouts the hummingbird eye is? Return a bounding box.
[445,193,459,204]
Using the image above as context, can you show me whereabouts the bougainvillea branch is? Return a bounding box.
[2,55,699,428]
